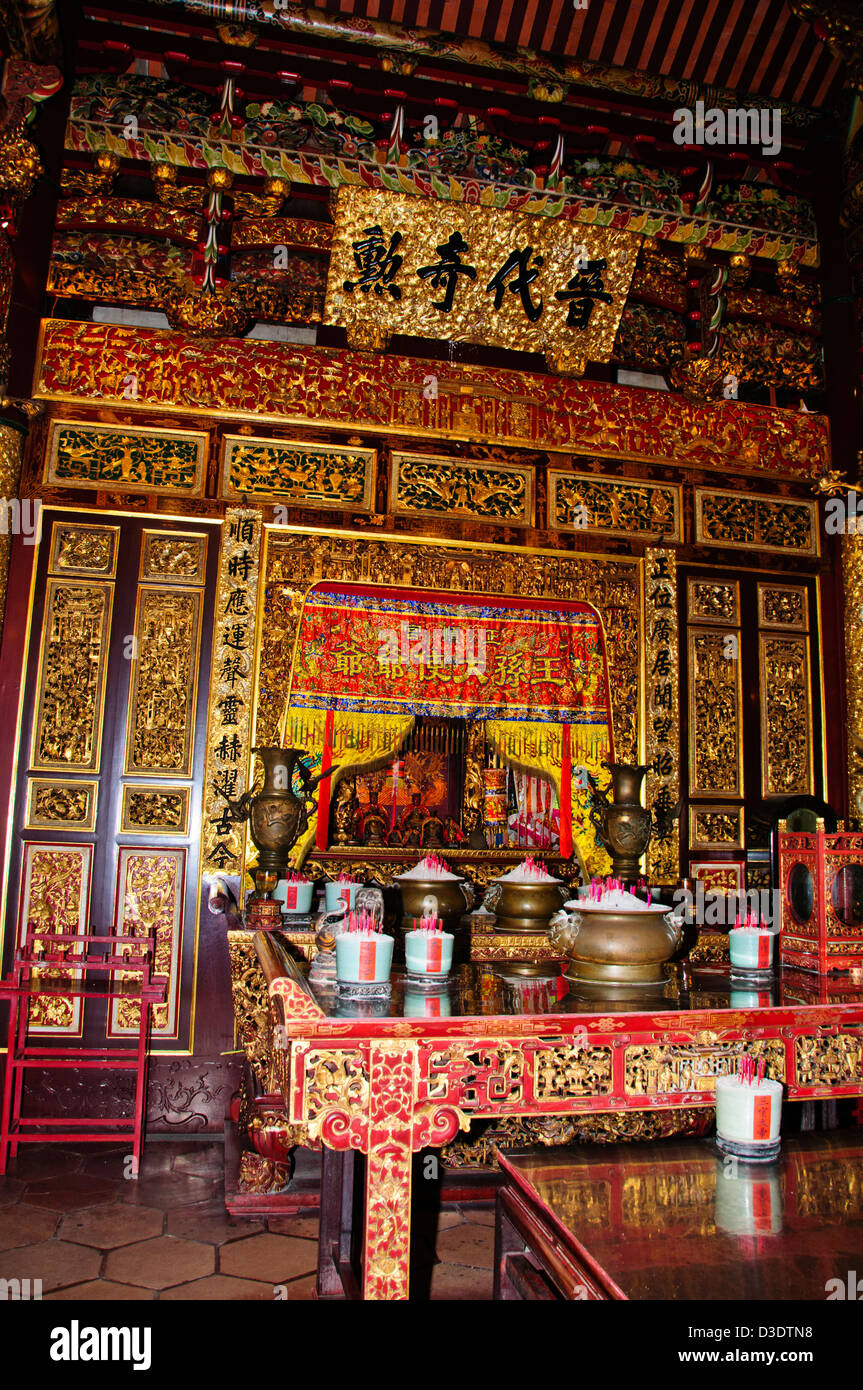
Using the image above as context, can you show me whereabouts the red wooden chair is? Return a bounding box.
[0,930,167,1178]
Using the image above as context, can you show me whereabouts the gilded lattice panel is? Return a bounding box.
[758,583,808,631]
[124,588,202,778]
[688,627,742,797]
[549,471,681,541]
[49,521,119,577]
[644,548,679,882]
[391,453,533,525]
[625,1039,785,1095]
[120,785,190,836]
[795,1032,862,1088]
[222,436,375,511]
[31,579,113,773]
[25,779,98,832]
[140,532,208,586]
[256,531,640,771]
[16,843,93,1034]
[694,489,819,556]
[109,847,185,1037]
[45,420,207,496]
[202,510,263,874]
[760,632,812,797]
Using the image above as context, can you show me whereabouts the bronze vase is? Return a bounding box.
[592,761,653,882]
[217,745,332,882]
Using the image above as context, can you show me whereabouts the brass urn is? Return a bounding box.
[216,746,333,883]
[589,761,653,882]
[485,877,570,935]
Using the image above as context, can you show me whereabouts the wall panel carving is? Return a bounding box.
[688,627,742,797]
[124,588,202,777]
[109,847,185,1038]
[45,419,206,496]
[31,579,113,773]
[760,633,812,797]
[550,471,681,541]
[25,778,98,832]
[15,843,93,1034]
[695,489,818,556]
[120,785,190,835]
[391,452,533,525]
[222,436,375,510]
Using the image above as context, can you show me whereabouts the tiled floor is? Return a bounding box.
[0,1142,494,1300]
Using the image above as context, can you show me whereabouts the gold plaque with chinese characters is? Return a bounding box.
[325,188,641,371]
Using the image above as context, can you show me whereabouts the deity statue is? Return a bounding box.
[420,805,446,849]
[357,775,389,847]
[332,774,359,847]
[399,789,427,848]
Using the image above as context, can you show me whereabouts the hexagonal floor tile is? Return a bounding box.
[120,1174,219,1210]
[22,1175,121,1212]
[59,1203,164,1249]
[160,1274,277,1300]
[0,1204,58,1250]
[433,1222,495,1269]
[266,1212,320,1241]
[45,1279,154,1300]
[0,1238,101,1292]
[165,1199,263,1246]
[8,1147,84,1180]
[429,1260,494,1301]
[219,1232,317,1284]
[104,1235,214,1290]
[172,1146,224,1180]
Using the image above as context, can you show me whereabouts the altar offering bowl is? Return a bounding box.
[559,901,682,986]
[485,878,570,935]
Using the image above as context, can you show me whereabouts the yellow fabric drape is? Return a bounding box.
[279,706,414,867]
[485,719,612,878]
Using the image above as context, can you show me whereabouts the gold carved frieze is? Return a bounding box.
[758,583,808,631]
[257,530,640,770]
[300,1046,370,1137]
[120,785,190,836]
[16,843,93,1035]
[694,488,819,556]
[31,579,113,773]
[222,436,376,511]
[532,1045,613,1099]
[549,471,681,542]
[625,1039,785,1095]
[228,931,273,1089]
[760,632,812,798]
[202,510,263,875]
[49,521,119,578]
[325,187,640,370]
[140,531,207,586]
[795,1032,862,1088]
[687,578,739,626]
[687,626,743,798]
[644,547,680,882]
[109,847,185,1038]
[45,419,206,496]
[25,779,98,833]
[689,805,743,851]
[36,321,830,480]
[124,588,202,778]
[390,452,533,526]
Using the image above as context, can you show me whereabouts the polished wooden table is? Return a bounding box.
[254,932,863,1300]
[495,1131,863,1300]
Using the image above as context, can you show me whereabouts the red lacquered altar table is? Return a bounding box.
[495,1131,863,1300]
[256,933,863,1301]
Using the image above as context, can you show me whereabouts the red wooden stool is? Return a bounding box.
[0,930,167,1178]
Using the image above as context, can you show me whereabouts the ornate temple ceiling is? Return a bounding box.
[306,1,845,109]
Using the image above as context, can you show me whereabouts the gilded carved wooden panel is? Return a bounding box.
[694,489,819,556]
[124,588,202,778]
[760,632,812,797]
[45,419,207,496]
[222,436,375,511]
[390,452,533,526]
[687,578,739,626]
[758,583,808,631]
[140,531,208,586]
[31,579,113,773]
[49,521,119,578]
[25,779,98,832]
[16,843,93,1035]
[549,471,681,541]
[120,785,190,836]
[844,535,863,821]
[109,847,185,1038]
[689,805,744,851]
[687,627,743,797]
